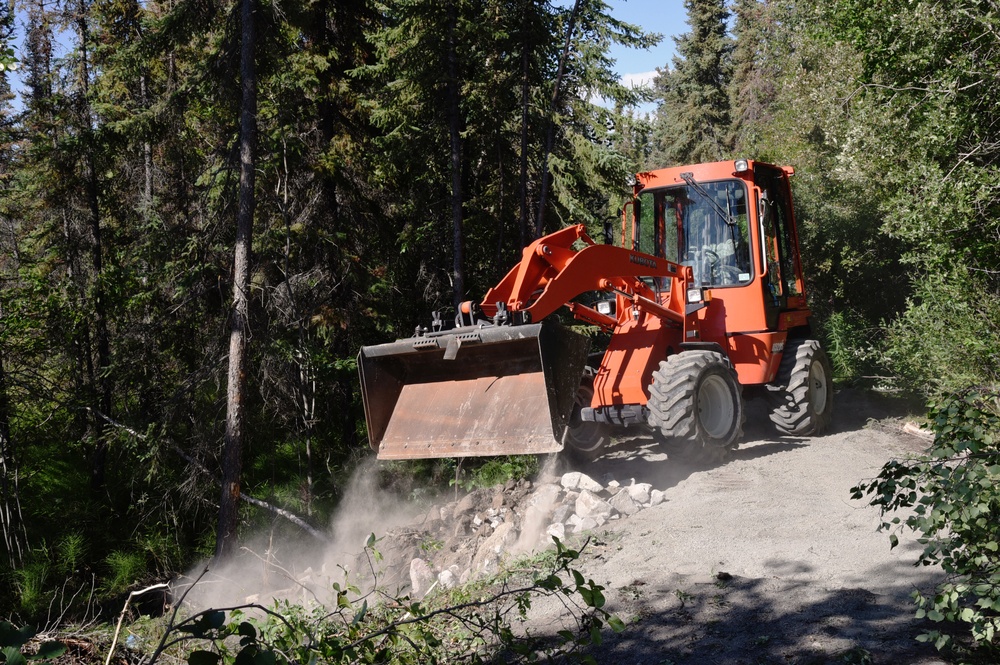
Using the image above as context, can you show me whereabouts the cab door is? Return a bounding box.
[754,163,805,331]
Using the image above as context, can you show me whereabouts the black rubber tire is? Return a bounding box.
[563,378,612,464]
[647,350,744,464]
[769,339,834,436]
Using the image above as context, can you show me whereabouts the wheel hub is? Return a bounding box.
[808,360,829,414]
[698,374,736,440]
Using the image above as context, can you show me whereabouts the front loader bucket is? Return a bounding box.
[358,322,590,460]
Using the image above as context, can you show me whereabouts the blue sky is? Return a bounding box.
[605,0,688,89]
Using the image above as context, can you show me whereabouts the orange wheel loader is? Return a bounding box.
[358,160,833,463]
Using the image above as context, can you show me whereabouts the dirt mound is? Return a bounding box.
[375,465,672,597]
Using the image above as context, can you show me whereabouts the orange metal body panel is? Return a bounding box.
[593,313,680,407]
[625,160,813,393]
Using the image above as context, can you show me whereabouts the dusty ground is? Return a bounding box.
[521,388,952,664]
[377,387,954,664]
[181,388,955,664]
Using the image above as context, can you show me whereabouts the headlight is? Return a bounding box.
[687,288,703,304]
[734,159,749,173]
[596,300,613,315]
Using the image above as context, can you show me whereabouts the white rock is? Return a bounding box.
[454,493,477,516]
[575,489,613,521]
[649,489,666,506]
[626,482,652,504]
[560,472,581,490]
[560,471,603,493]
[473,521,517,572]
[410,558,436,598]
[609,489,641,516]
[578,474,604,493]
[546,522,566,540]
[438,569,457,589]
[527,483,561,508]
[513,484,563,553]
[551,503,573,524]
[572,516,599,533]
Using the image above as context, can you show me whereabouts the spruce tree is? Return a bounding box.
[650,0,732,166]
[728,0,777,154]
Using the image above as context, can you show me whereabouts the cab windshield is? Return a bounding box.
[637,179,752,288]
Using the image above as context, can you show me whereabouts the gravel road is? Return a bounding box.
[532,389,952,664]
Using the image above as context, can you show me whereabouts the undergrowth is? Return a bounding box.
[852,388,1000,658]
[134,535,622,665]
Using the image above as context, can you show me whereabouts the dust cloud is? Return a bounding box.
[174,458,423,612]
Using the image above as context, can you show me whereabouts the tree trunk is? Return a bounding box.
[216,0,257,561]
[535,0,581,238]
[141,74,153,212]
[0,346,27,569]
[74,0,113,490]
[518,0,532,247]
[446,0,465,308]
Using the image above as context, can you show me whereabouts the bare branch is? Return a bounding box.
[86,408,329,543]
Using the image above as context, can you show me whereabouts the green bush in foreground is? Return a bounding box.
[852,388,1000,654]
[0,622,66,665]
[144,536,622,665]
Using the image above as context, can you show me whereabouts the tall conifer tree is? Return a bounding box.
[650,0,732,166]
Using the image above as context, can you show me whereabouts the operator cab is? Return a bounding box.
[628,160,807,331]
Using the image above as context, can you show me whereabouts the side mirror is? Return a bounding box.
[603,219,613,245]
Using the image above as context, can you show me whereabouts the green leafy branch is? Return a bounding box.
[851,388,1000,653]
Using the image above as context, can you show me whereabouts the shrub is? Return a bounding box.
[104,550,149,596]
[13,551,51,617]
[852,388,1000,654]
[819,309,883,385]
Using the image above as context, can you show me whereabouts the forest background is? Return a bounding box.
[0,0,998,621]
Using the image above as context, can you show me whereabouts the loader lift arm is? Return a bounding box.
[478,224,696,330]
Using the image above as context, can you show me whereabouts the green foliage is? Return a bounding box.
[54,533,87,578]
[147,537,624,665]
[451,456,540,492]
[103,550,149,596]
[885,272,1000,396]
[12,555,51,619]
[852,389,1000,653]
[819,310,882,386]
[0,622,66,665]
[822,0,1000,394]
[650,0,732,166]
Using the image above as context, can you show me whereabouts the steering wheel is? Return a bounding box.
[703,249,743,285]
